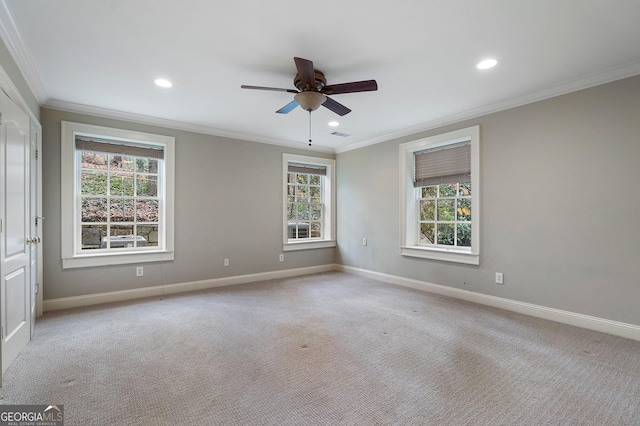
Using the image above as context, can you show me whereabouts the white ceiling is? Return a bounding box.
[2,0,640,152]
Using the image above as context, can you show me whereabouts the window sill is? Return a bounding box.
[283,240,336,252]
[62,250,174,269]
[400,246,479,265]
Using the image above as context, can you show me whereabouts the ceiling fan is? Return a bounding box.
[241,57,378,116]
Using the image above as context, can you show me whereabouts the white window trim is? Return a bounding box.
[61,121,175,269]
[399,125,480,265]
[282,153,336,251]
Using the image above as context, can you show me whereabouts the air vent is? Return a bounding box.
[330,131,351,137]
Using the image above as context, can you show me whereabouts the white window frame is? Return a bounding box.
[61,121,175,269]
[282,153,336,251]
[399,125,480,265]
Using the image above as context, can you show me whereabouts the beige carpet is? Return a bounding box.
[1,272,639,425]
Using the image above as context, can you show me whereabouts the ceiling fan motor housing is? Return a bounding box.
[294,70,327,92]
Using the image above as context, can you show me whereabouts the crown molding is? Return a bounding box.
[0,0,48,104]
[335,61,640,154]
[44,99,335,154]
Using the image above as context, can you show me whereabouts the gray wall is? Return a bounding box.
[336,75,640,326]
[41,108,336,299]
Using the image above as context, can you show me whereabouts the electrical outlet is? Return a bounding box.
[495,272,504,284]
[224,259,229,267]
[136,266,144,277]
[362,237,367,246]
[279,254,284,262]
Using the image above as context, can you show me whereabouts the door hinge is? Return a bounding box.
[35,149,39,160]
[35,283,39,294]
[1,326,4,340]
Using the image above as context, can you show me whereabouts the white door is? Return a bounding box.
[0,88,32,374]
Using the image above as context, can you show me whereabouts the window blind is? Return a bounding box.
[288,162,327,176]
[75,137,164,159]
[414,142,470,187]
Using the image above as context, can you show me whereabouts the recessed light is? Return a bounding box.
[476,59,497,70]
[328,121,339,127]
[154,78,172,88]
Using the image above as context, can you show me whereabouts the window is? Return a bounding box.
[61,122,175,268]
[399,126,480,265]
[283,154,335,251]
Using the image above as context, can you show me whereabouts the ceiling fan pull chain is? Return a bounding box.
[308,110,312,146]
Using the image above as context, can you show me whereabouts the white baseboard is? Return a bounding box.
[43,264,335,312]
[336,265,640,342]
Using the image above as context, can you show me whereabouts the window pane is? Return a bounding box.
[136,175,158,197]
[136,200,159,222]
[289,222,309,239]
[109,225,135,248]
[420,200,435,221]
[81,152,107,170]
[437,199,455,221]
[81,225,107,250]
[81,171,108,195]
[420,223,434,244]
[310,204,322,220]
[296,173,308,184]
[137,225,158,247]
[110,199,135,222]
[136,158,158,173]
[309,175,320,185]
[110,173,135,196]
[287,203,296,221]
[109,155,135,171]
[287,185,295,202]
[439,184,457,197]
[456,198,471,221]
[296,186,308,202]
[310,186,321,203]
[457,223,472,247]
[288,172,296,184]
[437,223,455,245]
[459,183,471,196]
[310,222,321,238]
[81,198,107,222]
[298,204,310,220]
[421,186,437,198]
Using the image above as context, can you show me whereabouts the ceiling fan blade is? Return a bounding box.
[322,96,351,116]
[294,57,316,90]
[322,80,378,95]
[241,85,298,94]
[276,100,299,114]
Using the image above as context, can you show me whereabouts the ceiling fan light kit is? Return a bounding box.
[241,57,378,146]
[294,91,327,111]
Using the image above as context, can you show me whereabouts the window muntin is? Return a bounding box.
[78,149,162,251]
